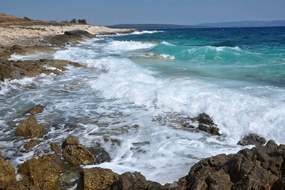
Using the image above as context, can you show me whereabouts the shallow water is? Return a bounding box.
[1,27,285,184]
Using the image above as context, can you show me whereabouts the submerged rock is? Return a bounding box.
[183,140,285,189]
[24,104,44,116]
[50,142,61,154]
[81,167,119,190]
[23,139,40,151]
[62,135,96,166]
[89,147,111,164]
[194,113,221,136]
[0,155,16,189]
[15,117,45,138]
[238,133,267,146]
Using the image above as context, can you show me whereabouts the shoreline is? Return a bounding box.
[1,14,285,190]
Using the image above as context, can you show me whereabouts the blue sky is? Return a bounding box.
[1,0,285,25]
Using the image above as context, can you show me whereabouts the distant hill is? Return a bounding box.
[110,24,190,30]
[199,20,285,28]
[111,20,285,29]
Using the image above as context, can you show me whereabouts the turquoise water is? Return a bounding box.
[112,27,285,87]
[1,27,285,184]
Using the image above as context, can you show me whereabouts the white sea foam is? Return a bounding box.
[131,30,163,35]
[161,41,175,46]
[2,38,285,184]
[9,53,53,61]
[103,40,157,52]
[0,77,36,95]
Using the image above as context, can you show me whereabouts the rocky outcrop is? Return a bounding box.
[112,172,163,190]
[0,155,16,190]
[183,140,285,189]
[81,168,163,190]
[194,113,220,136]
[238,133,267,146]
[62,135,97,166]
[15,117,45,138]
[81,167,120,190]
[0,59,82,81]
[0,45,54,59]
[45,30,95,47]
[7,154,64,190]
[24,104,44,116]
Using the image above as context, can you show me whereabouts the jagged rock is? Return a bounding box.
[0,155,16,189]
[238,133,266,146]
[183,140,285,189]
[15,117,45,138]
[23,139,40,151]
[24,104,44,115]
[195,113,220,136]
[50,142,61,154]
[64,30,94,38]
[89,147,111,164]
[62,135,79,147]
[198,123,220,136]
[112,172,163,190]
[62,135,96,166]
[7,154,63,190]
[0,59,83,81]
[82,167,119,190]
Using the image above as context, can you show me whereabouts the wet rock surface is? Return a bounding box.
[24,104,44,116]
[23,139,40,152]
[183,140,285,189]
[89,147,111,164]
[0,155,16,190]
[194,113,221,136]
[0,58,83,81]
[44,30,95,47]
[62,135,97,166]
[238,133,267,146]
[15,117,45,138]
[112,172,163,190]
[82,167,120,190]
[7,154,64,190]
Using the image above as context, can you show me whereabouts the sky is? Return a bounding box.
[0,0,285,25]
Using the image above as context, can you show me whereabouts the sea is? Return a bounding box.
[1,27,285,184]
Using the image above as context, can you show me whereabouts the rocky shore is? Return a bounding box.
[0,13,284,190]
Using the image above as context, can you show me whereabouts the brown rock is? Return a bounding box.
[62,135,80,147]
[15,117,45,138]
[198,123,220,136]
[0,59,83,81]
[112,172,163,190]
[82,167,119,190]
[15,154,64,190]
[184,140,285,190]
[238,133,267,146]
[50,142,61,154]
[24,104,44,116]
[62,135,96,166]
[195,113,221,136]
[23,139,40,151]
[0,156,16,189]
